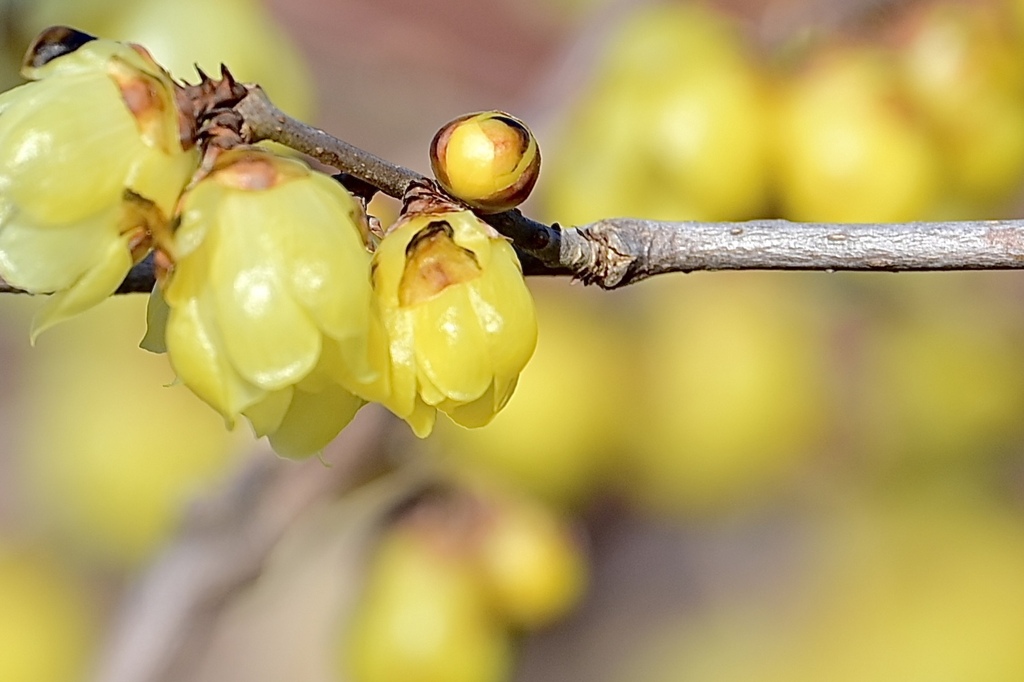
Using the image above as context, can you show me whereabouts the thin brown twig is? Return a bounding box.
[238,86,422,197]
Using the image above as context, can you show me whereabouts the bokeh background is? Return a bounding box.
[4,0,1024,680]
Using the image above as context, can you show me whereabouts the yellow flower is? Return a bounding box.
[148,148,377,458]
[366,188,537,437]
[0,27,199,336]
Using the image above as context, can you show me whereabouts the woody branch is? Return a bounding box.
[235,88,1024,287]
[4,84,1024,296]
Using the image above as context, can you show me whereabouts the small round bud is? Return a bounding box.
[430,111,540,214]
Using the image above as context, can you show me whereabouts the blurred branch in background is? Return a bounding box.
[93,408,427,682]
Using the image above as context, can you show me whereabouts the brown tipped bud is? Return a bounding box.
[430,111,540,214]
[22,26,96,73]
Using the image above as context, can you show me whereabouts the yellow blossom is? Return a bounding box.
[365,191,537,437]
[148,148,377,458]
[0,27,199,336]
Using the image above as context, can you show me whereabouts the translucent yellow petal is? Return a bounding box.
[372,221,417,308]
[165,293,262,419]
[379,308,419,418]
[30,234,132,341]
[209,199,321,390]
[167,196,213,263]
[140,287,170,354]
[319,329,382,395]
[494,374,519,413]
[413,286,492,403]
[262,178,373,342]
[0,207,119,292]
[161,214,220,307]
[417,373,447,407]
[448,210,495,268]
[443,382,501,429]
[264,383,364,459]
[126,143,199,217]
[213,265,321,391]
[471,244,537,391]
[0,82,29,113]
[0,73,140,224]
[405,398,437,439]
[244,387,293,437]
[165,294,232,413]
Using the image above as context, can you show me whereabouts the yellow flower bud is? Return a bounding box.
[430,111,540,214]
[151,148,376,458]
[475,497,588,629]
[0,27,199,336]
[343,526,512,682]
[365,189,537,437]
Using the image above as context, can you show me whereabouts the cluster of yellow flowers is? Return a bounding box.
[0,27,538,457]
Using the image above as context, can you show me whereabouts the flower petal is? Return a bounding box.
[264,382,364,458]
[443,382,501,429]
[0,72,140,224]
[30,233,132,340]
[379,308,419,418]
[414,285,492,403]
[244,387,293,437]
[209,198,321,390]
[140,287,170,354]
[0,206,119,292]
[405,397,437,438]
[271,174,373,342]
[470,243,537,401]
[165,291,262,420]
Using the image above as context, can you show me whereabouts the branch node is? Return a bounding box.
[572,222,634,288]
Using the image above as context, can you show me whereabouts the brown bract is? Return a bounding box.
[208,153,286,191]
[116,75,160,119]
[398,179,466,221]
[393,180,504,241]
[398,222,482,306]
[174,66,248,152]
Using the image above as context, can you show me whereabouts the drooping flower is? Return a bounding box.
[364,182,537,437]
[147,147,378,457]
[0,27,199,336]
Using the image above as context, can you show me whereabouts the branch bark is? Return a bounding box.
[547,217,1024,288]
[232,88,1024,288]
[9,85,1024,296]
[10,212,1024,295]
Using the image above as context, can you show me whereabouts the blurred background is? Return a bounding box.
[4,0,1024,680]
